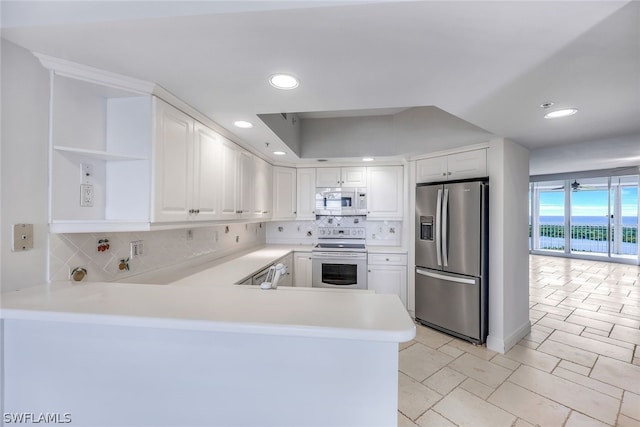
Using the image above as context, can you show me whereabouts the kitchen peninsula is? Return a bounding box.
[2,278,415,426]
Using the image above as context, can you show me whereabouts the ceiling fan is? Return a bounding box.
[551,179,590,191]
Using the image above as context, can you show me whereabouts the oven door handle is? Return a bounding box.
[312,252,367,259]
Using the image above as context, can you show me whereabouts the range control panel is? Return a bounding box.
[318,227,366,238]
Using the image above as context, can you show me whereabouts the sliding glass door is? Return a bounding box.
[530,173,639,264]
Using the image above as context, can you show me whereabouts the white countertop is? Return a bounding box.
[171,245,302,287]
[1,281,415,343]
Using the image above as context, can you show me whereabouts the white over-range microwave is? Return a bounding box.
[315,188,367,216]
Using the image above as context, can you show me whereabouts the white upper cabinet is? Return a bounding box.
[237,150,255,219]
[447,150,487,180]
[416,149,487,183]
[153,100,192,222]
[48,69,153,233]
[219,138,240,220]
[316,167,366,187]
[253,156,273,219]
[367,166,404,220]
[192,122,222,220]
[272,167,297,220]
[296,168,317,220]
[153,99,222,223]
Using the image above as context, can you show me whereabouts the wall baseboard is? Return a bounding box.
[486,320,531,354]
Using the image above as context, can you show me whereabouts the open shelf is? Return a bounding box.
[53,145,147,161]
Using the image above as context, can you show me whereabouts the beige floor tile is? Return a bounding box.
[548,330,633,362]
[447,339,497,361]
[581,330,636,350]
[518,339,540,350]
[459,377,495,399]
[537,338,598,367]
[413,324,453,349]
[437,344,465,358]
[488,381,570,427]
[490,354,521,371]
[564,411,611,427]
[610,324,640,346]
[415,410,456,427]
[422,367,466,395]
[433,388,516,427]
[617,414,640,427]
[621,391,640,422]
[553,366,623,399]
[566,314,614,332]
[448,353,511,388]
[398,372,443,421]
[399,342,453,382]
[591,356,640,395]
[532,303,574,318]
[398,411,418,427]
[504,344,560,372]
[513,418,536,427]
[522,327,551,343]
[400,340,416,351]
[584,327,610,337]
[509,365,619,425]
[557,359,592,376]
[536,316,585,335]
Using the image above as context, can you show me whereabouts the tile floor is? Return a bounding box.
[398,255,640,427]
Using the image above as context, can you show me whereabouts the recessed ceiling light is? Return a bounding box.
[233,120,253,128]
[269,74,299,90]
[362,157,375,162]
[273,151,286,156]
[544,108,578,119]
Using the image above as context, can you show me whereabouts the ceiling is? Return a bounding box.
[2,1,639,164]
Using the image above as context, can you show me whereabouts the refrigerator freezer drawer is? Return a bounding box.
[415,268,481,342]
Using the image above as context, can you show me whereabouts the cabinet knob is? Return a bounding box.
[195,209,200,214]
[294,211,297,214]
[368,269,371,273]
[442,172,447,176]
[386,258,390,261]
[447,172,452,175]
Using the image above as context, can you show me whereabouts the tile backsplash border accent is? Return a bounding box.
[49,222,267,283]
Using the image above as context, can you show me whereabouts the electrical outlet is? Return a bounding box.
[80,184,94,207]
[130,240,144,258]
[186,230,194,241]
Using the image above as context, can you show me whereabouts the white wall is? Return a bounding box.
[1,39,50,292]
[530,134,640,176]
[487,138,531,353]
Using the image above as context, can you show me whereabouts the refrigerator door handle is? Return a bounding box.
[416,268,476,285]
[435,188,442,266]
[442,188,449,267]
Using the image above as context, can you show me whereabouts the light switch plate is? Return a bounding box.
[12,223,34,251]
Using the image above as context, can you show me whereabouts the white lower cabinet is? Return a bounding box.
[367,253,407,307]
[277,253,294,287]
[293,251,313,287]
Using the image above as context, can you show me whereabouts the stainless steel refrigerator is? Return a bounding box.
[415,179,488,344]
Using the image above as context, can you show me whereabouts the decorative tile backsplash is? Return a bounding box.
[49,222,267,282]
[266,216,402,246]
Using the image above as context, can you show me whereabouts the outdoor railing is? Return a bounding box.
[528,223,638,255]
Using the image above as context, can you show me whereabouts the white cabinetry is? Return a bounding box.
[153,100,222,222]
[277,253,294,287]
[253,156,273,219]
[367,166,403,220]
[296,168,317,220]
[272,167,297,220]
[316,167,366,187]
[416,149,487,183]
[219,139,258,220]
[48,70,153,233]
[367,253,408,307]
[293,251,313,287]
